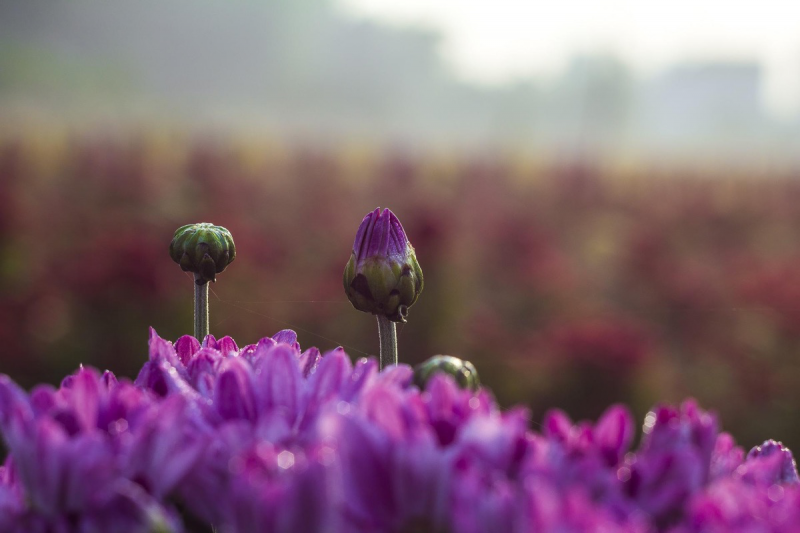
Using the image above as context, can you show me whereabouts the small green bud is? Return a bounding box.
[169,223,236,285]
[343,208,423,323]
[413,355,480,391]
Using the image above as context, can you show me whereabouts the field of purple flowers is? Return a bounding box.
[2,132,800,456]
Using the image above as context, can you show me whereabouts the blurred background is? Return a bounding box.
[2,0,800,452]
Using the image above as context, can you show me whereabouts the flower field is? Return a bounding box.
[1,132,800,455]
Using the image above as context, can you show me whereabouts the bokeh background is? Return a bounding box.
[3,1,800,452]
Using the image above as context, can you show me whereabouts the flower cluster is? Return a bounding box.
[1,331,798,532]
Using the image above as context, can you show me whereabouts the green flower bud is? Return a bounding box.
[169,223,236,285]
[413,355,480,391]
[343,208,423,323]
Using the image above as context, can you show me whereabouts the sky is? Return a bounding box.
[338,0,800,118]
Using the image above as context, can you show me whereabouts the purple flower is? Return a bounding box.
[681,478,800,532]
[220,454,329,533]
[2,329,800,532]
[708,432,744,481]
[119,394,209,498]
[0,366,198,531]
[332,413,451,532]
[737,439,799,486]
[343,208,423,322]
[0,461,25,532]
[624,401,718,529]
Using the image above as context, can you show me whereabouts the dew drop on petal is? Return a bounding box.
[108,418,129,435]
[768,484,784,502]
[643,412,656,434]
[277,450,295,470]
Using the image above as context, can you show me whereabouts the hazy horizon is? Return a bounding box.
[1,0,798,160]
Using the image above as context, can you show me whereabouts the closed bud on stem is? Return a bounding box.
[343,208,423,323]
[169,223,236,285]
[413,355,480,391]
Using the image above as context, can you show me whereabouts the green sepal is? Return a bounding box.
[413,355,480,391]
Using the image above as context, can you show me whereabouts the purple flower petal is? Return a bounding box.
[272,330,300,351]
[215,358,257,422]
[594,404,634,467]
[216,336,240,357]
[122,395,207,497]
[174,335,201,366]
[740,439,799,486]
[254,343,303,424]
[202,334,218,350]
[148,328,186,376]
[305,348,351,411]
[298,347,323,377]
[340,357,379,402]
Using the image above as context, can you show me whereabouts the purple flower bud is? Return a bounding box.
[343,208,423,323]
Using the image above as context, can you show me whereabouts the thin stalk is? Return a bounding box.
[376,315,397,369]
[194,273,209,341]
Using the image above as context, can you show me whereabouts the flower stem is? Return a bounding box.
[194,273,209,341]
[376,315,397,369]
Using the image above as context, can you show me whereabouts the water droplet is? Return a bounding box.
[108,418,129,435]
[643,412,656,434]
[768,484,784,502]
[277,450,295,470]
